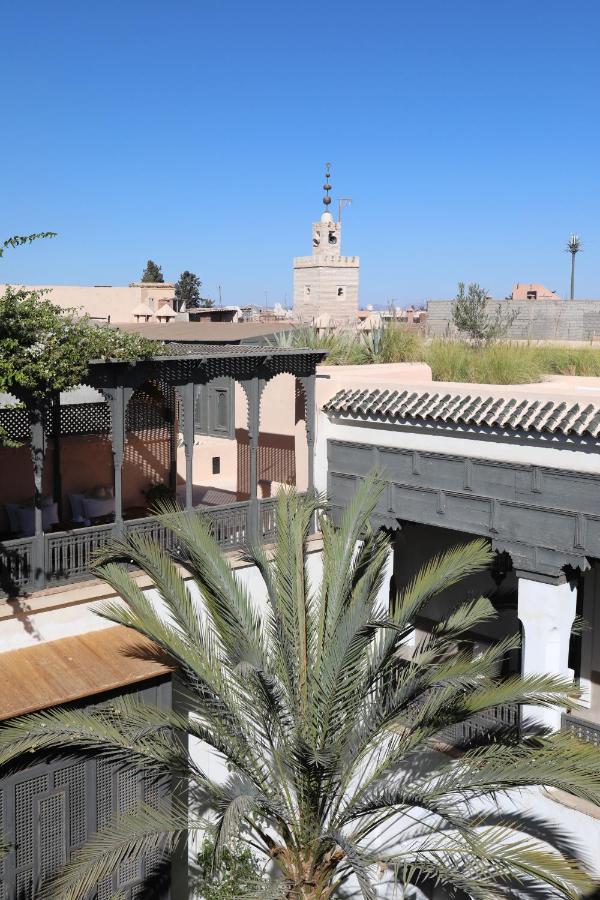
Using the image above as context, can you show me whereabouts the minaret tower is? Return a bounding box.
[293,164,359,324]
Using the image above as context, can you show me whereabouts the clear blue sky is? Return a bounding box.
[2,0,600,305]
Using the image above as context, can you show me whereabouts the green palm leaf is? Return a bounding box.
[1,477,598,899]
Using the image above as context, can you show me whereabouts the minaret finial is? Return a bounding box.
[323,162,332,208]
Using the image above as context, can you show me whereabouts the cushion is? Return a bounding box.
[83,496,115,520]
[68,493,87,522]
[5,503,21,534]
[16,503,59,537]
[89,485,113,500]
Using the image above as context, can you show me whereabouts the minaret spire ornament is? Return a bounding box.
[323,162,332,208]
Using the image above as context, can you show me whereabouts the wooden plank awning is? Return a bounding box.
[0,626,173,722]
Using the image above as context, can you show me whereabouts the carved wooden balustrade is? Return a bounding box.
[562,712,600,747]
[442,702,521,745]
[0,499,288,596]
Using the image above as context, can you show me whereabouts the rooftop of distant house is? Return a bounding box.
[114,320,294,344]
[511,283,561,301]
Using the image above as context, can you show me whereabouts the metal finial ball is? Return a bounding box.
[323,182,331,191]
[323,195,331,205]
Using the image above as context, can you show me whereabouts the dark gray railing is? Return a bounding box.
[45,523,114,585]
[0,500,260,597]
[442,702,521,745]
[562,712,600,747]
[205,501,249,550]
[0,536,34,595]
[260,498,278,542]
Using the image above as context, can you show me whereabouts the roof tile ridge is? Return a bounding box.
[585,407,600,438]
[401,391,428,417]
[427,390,455,414]
[472,395,503,425]
[387,390,410,419]
[459,394,484,423]
[415,392,445,420]
[504,398,532,429]
[570,403,597,436]
[378,389,400,416]
[552,401,580,435]
[529,399,558,433]
[518,399,542,431]
[443,393,472,422]
[496,397,519,427]
[544,400,569,433]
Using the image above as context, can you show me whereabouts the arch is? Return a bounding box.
[250,372,306,499]
[122,380,175,517]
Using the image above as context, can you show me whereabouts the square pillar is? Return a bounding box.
[375,542,395,613]
[517,574,577,731]
[242,377,261,542]
[298,375,316,495]
[176,383,195,512]
[28,405,47,590]
[102,386,132,536]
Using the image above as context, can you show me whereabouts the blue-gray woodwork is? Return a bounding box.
[0,348,323,596]
[194,378,235,439]
[0,677,173,900]
[328,439,598,580]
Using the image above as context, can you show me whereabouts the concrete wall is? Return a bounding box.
[427,299,600,341]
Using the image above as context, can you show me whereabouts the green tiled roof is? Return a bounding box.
[323,388,600,438]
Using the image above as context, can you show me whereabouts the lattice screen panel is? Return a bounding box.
[0,403,111,443]
[0,677,172,899]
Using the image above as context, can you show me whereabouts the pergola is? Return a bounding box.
[0,345,326,595]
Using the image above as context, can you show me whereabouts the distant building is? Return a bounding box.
[511,282,561,301]
[0,281,179,323]
[293,165,359,324]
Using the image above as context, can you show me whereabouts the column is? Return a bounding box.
[103,386,130,536]
[178,383,195,512]
[375,541,395,612]
[578,564,598,709]
[517,574,577,731]
[51,393,63,522]
[167,386,178,498]
[243,376,261,541]
[28,404,47,590]
[299,374,316,495]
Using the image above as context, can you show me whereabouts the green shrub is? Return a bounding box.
[378,325,425,363]
[192,837,267,899]
[426,339,474,382]
[471,343,542,385]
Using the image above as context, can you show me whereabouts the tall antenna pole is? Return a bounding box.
[338,197,352,223]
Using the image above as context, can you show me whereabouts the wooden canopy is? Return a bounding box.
[0,626,173,721]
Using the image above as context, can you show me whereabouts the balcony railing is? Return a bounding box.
[562,712,600,747]
[0,536,34,595]
[441,703,521,746]
[0,499,270,597]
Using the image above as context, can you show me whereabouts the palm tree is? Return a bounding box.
[566,234,583,300]
[1,477,599,899]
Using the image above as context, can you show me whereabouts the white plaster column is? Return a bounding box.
[579,564,598,709]
[375,542,395,613]
[517,576,577,731]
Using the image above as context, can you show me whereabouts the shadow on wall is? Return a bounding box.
[236,429,296,497]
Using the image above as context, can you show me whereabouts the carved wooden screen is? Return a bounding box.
[0,676,172,899]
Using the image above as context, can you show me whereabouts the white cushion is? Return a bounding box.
[83,496,115,519]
